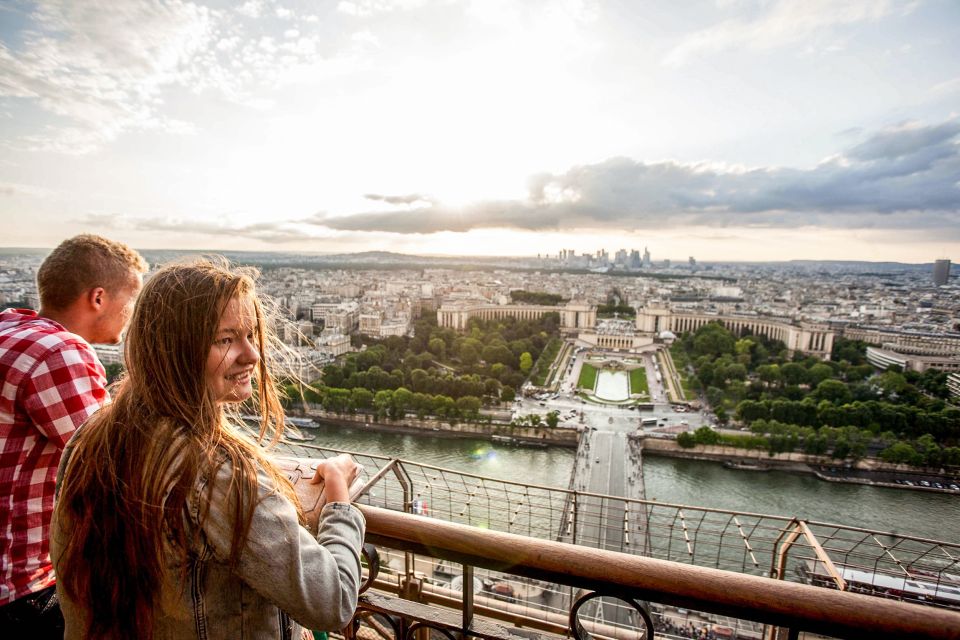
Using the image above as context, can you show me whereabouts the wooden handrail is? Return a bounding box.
[357,504,960,640]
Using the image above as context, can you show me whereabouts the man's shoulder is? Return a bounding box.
[0,312,96,367]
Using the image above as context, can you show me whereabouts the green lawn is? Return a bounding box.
[629,367,648,395]
[668,344,696,400]
[544,342,571,387]
[578,363,597,390]
[531,338,562,386]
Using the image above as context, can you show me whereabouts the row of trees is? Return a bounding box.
[298,314,561,420]
[677,422,960,467]
[509,290,567,305]
[675,323,959,467]
[735,398,960,442]
[305,385,484,421]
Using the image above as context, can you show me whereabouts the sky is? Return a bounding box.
[1,0,959,262]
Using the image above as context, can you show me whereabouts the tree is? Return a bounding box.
[807,363,834,386]
[428,337,446,360]
[756,364,782,387]
[845,364,874,382]
[322,388,351,414]
[501,387,516,402]
[373,390,393,418]
[915,434,942,467]
[814,379,852,405]
[735,337,755,357]
[545,410,560,428]
[432,395,457,420]
[455,395,482,418]
[392,387,414,419]
[781,363,808,386]
[104,363,124,383]
[832,338,868,365]
[714,406,729,425]
[693,426,720,445]
[409,368,430,392]
[411,392,433,419]
[482,344,515,367]
[677,432,696,448]
[350,387,373,410]
[880,442,921,465]
[483,378,502,397]
[878,371,908,396]
[736,400,769,424]
[460,344,479,365]
[519,352,534,374]
[719,363,747,383]
[693,323,735,358]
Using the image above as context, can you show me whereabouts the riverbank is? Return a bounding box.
[291,409,958,493]
[638,435,960,494]
[302,409,580,447]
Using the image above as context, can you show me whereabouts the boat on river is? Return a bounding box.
[798,560,960,611]
[723,460,770,471]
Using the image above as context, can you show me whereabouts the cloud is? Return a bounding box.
[79,213,340,244]
[664,0,896,66]
[0,181,49,197]
[336,0,432,17]
[0,0,336,153]
[930,77,960,96]
[0,1,218,152]
[364,193,434,206]
[309,119,960,234]
[72,119,960,241]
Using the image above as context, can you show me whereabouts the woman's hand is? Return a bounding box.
[310,454,362,503]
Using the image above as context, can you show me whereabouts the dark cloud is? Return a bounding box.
[363,193,434,206]
[77,120,960,241]
[310,120,960,234]
[78,215,320,244]
[847,121,960,161]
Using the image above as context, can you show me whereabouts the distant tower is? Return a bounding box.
[933,259,951,286]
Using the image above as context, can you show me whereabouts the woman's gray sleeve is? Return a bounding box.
[198,463,366,630]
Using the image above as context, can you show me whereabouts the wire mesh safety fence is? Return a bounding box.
[276,440,960,615]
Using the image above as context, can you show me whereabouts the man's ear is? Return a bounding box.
[86,287,107,312]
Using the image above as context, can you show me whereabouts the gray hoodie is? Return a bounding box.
[53,445,366,640]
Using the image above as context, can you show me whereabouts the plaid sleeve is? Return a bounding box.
[21,342,108,450]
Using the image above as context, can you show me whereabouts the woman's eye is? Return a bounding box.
[218,337,232,346]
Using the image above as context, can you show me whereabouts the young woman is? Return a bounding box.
[52,259,365,640]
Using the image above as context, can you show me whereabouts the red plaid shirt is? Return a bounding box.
[0,309,108,605]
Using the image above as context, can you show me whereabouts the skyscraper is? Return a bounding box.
[933,259,951,286]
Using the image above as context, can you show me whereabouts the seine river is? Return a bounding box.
[301,423,959,542]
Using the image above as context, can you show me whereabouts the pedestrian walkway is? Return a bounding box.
[561,429,649,556]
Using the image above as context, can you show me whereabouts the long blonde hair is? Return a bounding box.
[55,258,298,640]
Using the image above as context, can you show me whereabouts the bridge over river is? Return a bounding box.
[559,429,653,629]
[561,429,649,551]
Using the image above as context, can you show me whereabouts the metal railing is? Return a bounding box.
[275,442,960,639]
[354,504,960,640]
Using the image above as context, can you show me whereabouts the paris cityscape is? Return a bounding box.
[3,0,960,638]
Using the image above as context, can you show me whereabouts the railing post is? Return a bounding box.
[389,459,417,579]
[462,564,474,636]
[572,490,579,545]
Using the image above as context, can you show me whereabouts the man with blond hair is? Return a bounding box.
[0,234,148,636]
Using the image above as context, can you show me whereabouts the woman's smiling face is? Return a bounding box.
[205,296,259,404]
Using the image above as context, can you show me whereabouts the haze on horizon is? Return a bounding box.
[1,0,959,262]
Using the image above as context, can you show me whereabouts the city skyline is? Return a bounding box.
[1,0,960,261]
